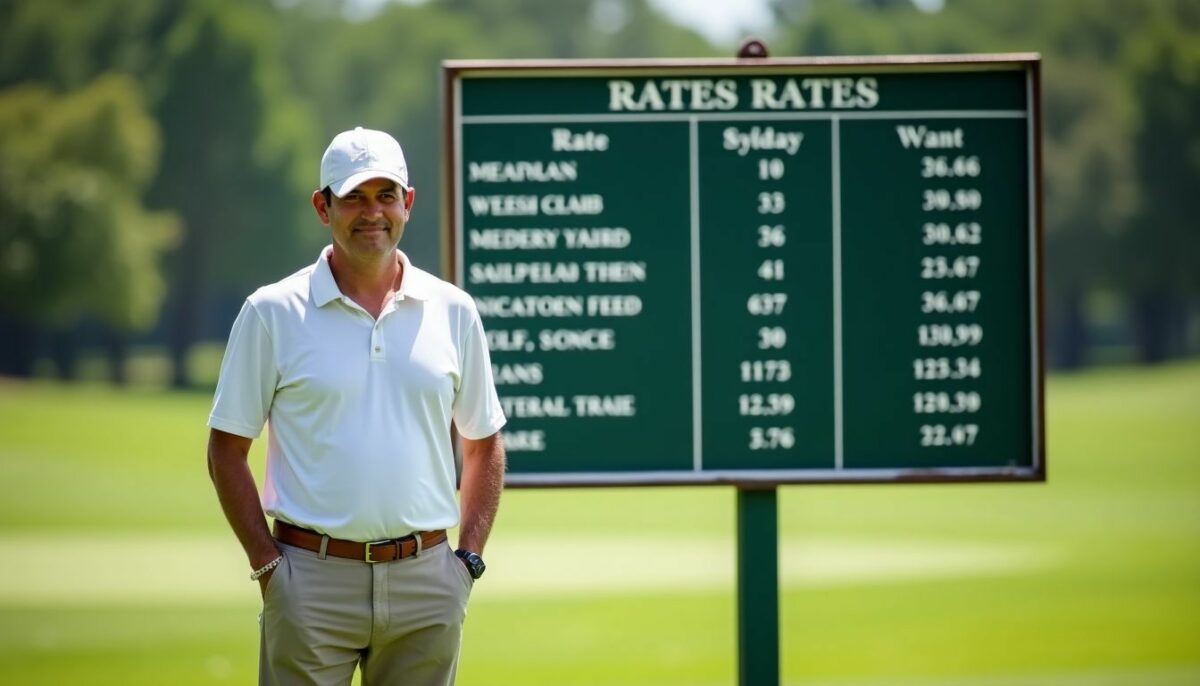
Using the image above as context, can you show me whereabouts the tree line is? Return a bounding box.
[0,0,1195,385]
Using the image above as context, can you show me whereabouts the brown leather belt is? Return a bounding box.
[274,521,447,563]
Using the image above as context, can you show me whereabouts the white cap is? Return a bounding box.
[319,126,410,197]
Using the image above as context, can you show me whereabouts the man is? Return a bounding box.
[207,126,506,686]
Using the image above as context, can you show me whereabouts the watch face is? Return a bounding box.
[458,550,485,579]
[468,554,486,579]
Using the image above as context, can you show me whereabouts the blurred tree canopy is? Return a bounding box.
[0,0,1196,384]
[1122,16,1200,361]
[0,75,178,377]
[0,0,183,90]
[149,0,319,386]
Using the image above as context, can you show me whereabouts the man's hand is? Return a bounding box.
[258,567,276,598]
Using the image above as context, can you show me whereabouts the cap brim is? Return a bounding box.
[329,170,410,197]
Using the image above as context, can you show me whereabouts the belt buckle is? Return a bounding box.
[364,540,395,564]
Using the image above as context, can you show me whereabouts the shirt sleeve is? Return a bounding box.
[208,299,277,439]
[452,306,507,440]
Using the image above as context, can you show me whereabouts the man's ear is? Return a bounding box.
[312,189,331,225]
[404,187,416,212]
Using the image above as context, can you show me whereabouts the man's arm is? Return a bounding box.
[456,432,505,554]
[208,428,281,594]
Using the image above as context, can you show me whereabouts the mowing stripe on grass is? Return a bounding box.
[0,532,1057,605]
[786,664,1200,686]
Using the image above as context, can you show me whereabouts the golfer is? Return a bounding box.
[207,126,506,685]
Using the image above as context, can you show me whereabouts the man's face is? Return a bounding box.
[312,177,414,260]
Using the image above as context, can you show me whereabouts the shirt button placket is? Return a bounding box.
[371,324,384,360]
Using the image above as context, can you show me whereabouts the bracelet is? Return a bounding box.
[250,555,283,581]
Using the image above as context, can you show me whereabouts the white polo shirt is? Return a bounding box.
[208,247,506,541]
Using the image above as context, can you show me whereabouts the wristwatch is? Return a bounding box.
[454,549,486,579]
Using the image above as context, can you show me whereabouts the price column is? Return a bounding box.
[840,116,1033,470]
[912,146,987,451]
[697,120,835,471]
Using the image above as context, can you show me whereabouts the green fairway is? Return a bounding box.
[1,362,1198,684]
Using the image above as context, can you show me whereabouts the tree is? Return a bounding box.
[1121,14,1200,361]
[1040,58,1136,368]
[0,75,178,379]
[149,0,318,387]
[0,0,183,90]
[0,0,188,381]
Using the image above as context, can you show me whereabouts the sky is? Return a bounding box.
[651,0,944,44]
[348,1,940,47]
[648,0,773,45]
[345,0,775,46]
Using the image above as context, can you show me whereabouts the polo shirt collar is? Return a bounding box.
[310,246,433,306]
[395,250,433,301]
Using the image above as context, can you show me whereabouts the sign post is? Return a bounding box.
[737,485,779,685]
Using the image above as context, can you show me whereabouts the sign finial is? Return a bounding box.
[737,38,769,59]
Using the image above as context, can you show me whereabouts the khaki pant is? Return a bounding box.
[259,540,473,686]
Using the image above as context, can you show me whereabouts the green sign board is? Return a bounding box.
[444,55,1045,486]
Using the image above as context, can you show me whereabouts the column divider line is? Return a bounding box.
[832,117,844,470]
[691,116,703,471]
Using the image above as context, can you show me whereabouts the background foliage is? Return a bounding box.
[0,0,1196,381]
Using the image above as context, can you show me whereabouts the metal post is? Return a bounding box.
[734,35,778,686]
[737,485,780,686]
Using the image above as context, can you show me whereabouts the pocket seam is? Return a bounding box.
[263,550,288,597]
[449,547,475,588]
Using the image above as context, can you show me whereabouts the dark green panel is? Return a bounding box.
[451,58,1041,484]
[839,117,1032,469]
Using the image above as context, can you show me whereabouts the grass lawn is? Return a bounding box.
[0,361,1197,684]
